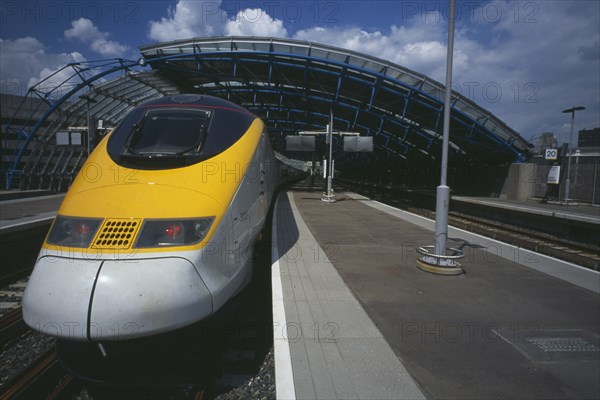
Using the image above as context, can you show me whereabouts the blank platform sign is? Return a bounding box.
[286,136,315,151]
[344,136,373,152]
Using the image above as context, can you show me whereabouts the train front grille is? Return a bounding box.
[91,218,142,250]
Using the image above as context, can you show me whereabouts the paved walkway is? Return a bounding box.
[272,191,425,399]
[273,189,600,399]
[0,194,63,232]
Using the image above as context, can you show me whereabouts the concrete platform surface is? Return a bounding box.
[0,194,63,232]
[452,196,600,224]
[272,191,425,400]
[273,189,600,400]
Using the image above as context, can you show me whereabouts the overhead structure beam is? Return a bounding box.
[3,36,532,190]
[3,59,142,188]
[143,46,528,161]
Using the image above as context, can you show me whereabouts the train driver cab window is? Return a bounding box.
[126,108,211,156]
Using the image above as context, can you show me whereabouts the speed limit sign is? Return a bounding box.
[545,148,558,160]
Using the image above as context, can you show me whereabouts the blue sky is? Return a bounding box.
[1,0,599,145]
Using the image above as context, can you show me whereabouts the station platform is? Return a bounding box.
[452,195,600,225]
[0,193,63,233]
[271,188,600,400]
[450,195,599,248]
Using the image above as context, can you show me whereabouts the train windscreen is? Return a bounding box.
[107,96,256,169]
[125,108,210,156]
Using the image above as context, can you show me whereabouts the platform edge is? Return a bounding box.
[271,192,297,400]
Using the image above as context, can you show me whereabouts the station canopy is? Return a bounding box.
[4,36,532,187]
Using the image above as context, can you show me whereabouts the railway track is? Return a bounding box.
[0,348,80,400]
[446,211,600,270]
[0,307,30,349]
[0,290,75,400]
[0,269,33,291]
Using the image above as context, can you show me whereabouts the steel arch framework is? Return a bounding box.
[3,36,531,188]
[139,37,531,163]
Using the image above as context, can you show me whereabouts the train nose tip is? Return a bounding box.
[89,257,212,340]
[23,256,213,341]
[22,256,101,340]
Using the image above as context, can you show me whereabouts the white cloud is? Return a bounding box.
[147,0,227,42]
[64,18,128,57]
[224,8,287,37]
[148,1,287,41]
[29,51,87,89]
[294,22,449,81]
[456,1,600,141]
[64,18,104,42]
[89,40,128,57]
[0,37,86,93]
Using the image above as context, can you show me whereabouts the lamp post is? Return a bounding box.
[323,109,335,202]
[79,94,97,156]
[562,106,585,203]
[416,0,465,275]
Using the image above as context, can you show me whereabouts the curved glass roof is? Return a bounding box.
[4,36,532,188]
[139,36,531,165]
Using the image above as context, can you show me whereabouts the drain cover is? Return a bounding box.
[497,329,600,362]
[525,337,600,353]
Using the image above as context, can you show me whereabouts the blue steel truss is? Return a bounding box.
[3,36,532,189]
[2,58,141,188]
[139,37,531,164]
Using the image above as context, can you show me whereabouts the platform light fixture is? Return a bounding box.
[416,0,465,275]
[79,93,98,156]
[562,106,585,203]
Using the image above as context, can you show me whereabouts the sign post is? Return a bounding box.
[290,111,372,203]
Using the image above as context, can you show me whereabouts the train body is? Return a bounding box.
[23,94,280,342]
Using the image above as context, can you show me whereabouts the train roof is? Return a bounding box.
[138,94,257,118]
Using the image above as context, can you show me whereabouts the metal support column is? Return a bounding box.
[417,0,464,275]
[322,109,336,203]
[562,106,586,203]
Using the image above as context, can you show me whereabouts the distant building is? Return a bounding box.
[578,128,600,148]
[539,132,558,149]
[531,132,558,154]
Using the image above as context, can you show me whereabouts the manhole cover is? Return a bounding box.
[496,329,600,362]
[525,337,600,353]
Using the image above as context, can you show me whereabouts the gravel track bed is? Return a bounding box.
[0,332,56,388]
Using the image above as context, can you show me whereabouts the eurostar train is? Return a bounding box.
[23,94,282,343]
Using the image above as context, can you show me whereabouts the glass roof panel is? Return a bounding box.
[348,55,370,69]
[111,38,525,163]
[324,50,349,64]
[310,48,331,60]
[397,73,422,86]
[197,43,220,52]
[233,41,256,51]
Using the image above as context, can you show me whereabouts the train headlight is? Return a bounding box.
[135,217,215,248]
[47,216,102,248]
[165,223,183,239]
[193,219,211,238]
